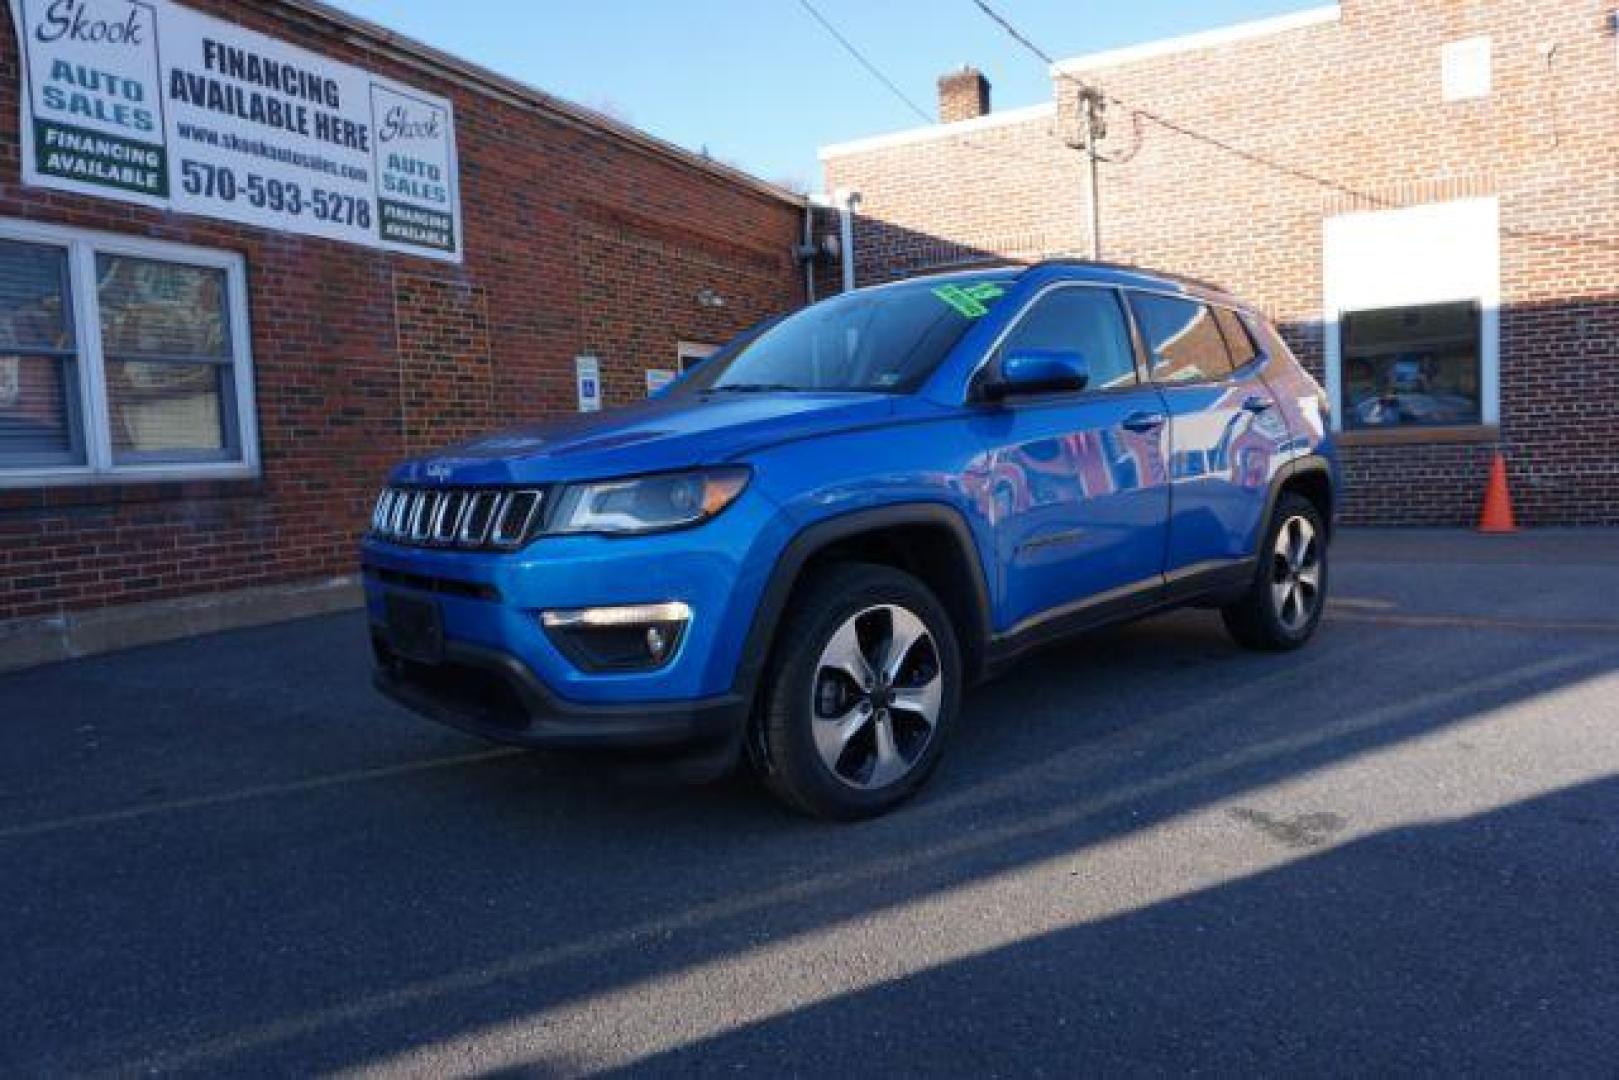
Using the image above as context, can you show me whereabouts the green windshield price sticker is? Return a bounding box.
[932,282,1006,318]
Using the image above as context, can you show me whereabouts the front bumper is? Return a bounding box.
[359,487,793,754]
[370,628,747,751]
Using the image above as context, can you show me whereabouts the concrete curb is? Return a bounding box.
[0,576,364,674]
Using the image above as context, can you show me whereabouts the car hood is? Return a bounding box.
[389,391,899,486]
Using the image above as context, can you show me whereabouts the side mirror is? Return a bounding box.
[983,348,1090,401]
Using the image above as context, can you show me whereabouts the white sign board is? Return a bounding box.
[9,0,462,262]
[575,355,601,412]
[645,368,674,396]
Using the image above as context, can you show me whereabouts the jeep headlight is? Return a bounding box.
[548,467,750,535]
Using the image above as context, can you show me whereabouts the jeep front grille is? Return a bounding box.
[370,487,546,550]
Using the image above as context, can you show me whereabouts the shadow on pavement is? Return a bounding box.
[0,552,1616,1072]
[619,776,1619,1075]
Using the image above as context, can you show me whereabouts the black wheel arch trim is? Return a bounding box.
[1263,454,1336,550]
[733,502,995,702]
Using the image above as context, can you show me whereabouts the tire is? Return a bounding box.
[1222,492,1329,651]
[753,562,962,820]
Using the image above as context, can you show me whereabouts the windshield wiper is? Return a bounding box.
[705,383,803,394]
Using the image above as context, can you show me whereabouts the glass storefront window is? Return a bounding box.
[1340,301,1481,429]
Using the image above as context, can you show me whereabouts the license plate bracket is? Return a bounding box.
[384,591,445,664]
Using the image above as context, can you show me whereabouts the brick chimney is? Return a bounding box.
[938,66,991,123]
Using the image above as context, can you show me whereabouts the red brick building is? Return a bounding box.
[821,1,1619,526]
[0,0,814,667]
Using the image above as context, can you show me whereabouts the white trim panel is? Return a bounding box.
[1053,5,1341,75]
[1441,36,1493,102]
[1322,196,1501,431]
[818,103,1056,161]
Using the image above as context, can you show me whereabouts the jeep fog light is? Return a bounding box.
[540,602,691,672]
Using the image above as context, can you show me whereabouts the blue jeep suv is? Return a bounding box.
[363,261,1337,818]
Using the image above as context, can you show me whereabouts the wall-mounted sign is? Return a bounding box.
[645,368,674,396]
[575,355,601,412]
[8,0,463,262]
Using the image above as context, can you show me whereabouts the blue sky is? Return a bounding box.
[327,0,1322,191]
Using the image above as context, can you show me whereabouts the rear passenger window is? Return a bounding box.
[1129,294,1233,383]
[1000,288,1137,391]
[1213,307,1260,369]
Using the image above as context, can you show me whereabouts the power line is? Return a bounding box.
[796,0,1077,183]
[967,0,1385,205]
[796,0,933,125]
[967,0,1061,69]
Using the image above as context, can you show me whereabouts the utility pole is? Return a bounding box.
[1077,87,1107,261]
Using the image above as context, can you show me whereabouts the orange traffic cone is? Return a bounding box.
[1477,452,1517,534]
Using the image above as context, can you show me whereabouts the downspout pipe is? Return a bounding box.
[803,202,816,305]
[798,198,819,305]
[836,187,861,293]
[797,193,839,305]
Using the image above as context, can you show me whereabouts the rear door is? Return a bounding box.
[969,285,1172,636]
[1127,292,1292,588]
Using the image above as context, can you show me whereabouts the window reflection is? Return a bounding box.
[0,239,82,466]
[97,255,234,461]
[1342,301,1480,429]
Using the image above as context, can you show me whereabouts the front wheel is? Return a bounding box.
[753,563,962,820]
[1222,493,1328,651]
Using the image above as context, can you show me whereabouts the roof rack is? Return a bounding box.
[1030,256,1234,297]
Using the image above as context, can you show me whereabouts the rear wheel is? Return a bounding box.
[753,563,961,820]
[1222,492,1328,651]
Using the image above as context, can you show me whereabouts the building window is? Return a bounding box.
[0,240,82,468]
[1441,36,1491,102]
[1341,302,1481,429]
[0,221,256,486]
[1323,197,1500,435]
[676,341,719,373]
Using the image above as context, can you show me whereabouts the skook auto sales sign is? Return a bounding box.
[10,0,463,262]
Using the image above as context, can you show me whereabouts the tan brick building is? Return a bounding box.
[821,1,1619,525]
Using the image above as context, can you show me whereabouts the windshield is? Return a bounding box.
[677,274,1016,395]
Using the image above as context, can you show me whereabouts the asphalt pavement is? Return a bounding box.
[2,528,1617,1076]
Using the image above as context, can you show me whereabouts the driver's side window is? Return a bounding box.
[1000,288,1138,391]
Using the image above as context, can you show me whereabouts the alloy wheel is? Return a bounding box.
[809,604,943,790]
[1271,515,1322,632]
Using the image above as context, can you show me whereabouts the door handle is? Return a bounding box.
[1121,411,1167,433]
[1242,395,1275,413]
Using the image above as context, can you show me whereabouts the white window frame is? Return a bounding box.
[1323,197,1500,433]
[0,218,259,488]
[676,340,719,372]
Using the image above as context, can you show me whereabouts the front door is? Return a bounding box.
[968,285,1171,636]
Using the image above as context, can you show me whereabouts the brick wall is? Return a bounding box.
[395,274,495,453]
[823,0,1619,525]
[0,0,808,623]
